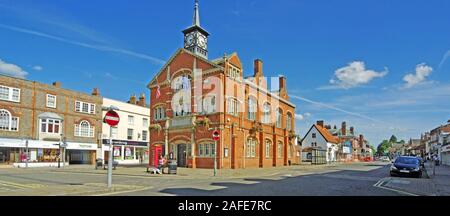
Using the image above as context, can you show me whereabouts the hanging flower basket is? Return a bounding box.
[149,124,162,134]
[195,117,211,129]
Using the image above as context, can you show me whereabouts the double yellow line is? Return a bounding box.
[0,180,43,190]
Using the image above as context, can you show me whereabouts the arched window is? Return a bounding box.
[276,108,283,128]
[247,97,257,120]
[265,139,272,159]
[246,138,257,158]
[277,141,283,159]
[75,120,94,137]
[286,113,292,131]
[262,102,271,124]
[0,109,18,131]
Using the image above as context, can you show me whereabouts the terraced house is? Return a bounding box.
[147,0,298,169]
[0,74,102,167]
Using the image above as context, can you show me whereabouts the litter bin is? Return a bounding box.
[168,160,177,175]
[95,159,103,170]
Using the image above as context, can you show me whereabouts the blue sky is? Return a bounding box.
[0,0,449,146]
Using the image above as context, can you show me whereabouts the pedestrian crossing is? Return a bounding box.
[0,180,45,192]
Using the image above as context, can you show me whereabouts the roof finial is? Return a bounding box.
[193,0,200,26]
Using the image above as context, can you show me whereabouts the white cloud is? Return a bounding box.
[295,114,304,121]
[0,59,28,78]
[32,65,43,71]
[403,63,433,88]
[329,61,388,89]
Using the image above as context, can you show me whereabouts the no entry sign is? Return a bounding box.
[212,130,220,141]
[104,110,120,127]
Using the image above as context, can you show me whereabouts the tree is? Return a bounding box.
[389,135,398,144]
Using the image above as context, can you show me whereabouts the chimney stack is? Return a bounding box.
[325,125,331,129]
[341,122,347,136]
[92,88,100,96]
[317,120,324,128]
[254,59,263,78]
[129,94,137,105]
[138,93,146,107]
[52,81,61,88]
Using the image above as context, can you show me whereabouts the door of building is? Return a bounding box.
[0,148,7,164]
[177,144,187,167]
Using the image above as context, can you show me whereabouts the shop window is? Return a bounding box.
[124,147,134,160]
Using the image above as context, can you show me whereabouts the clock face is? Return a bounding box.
[186,33,195,47]
[198,35,207,48]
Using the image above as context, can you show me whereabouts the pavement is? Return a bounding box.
[424,161,450,195]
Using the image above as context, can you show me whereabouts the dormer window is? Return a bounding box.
[228,66,241,81]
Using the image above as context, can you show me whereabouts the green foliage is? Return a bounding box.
[377,135,401,155]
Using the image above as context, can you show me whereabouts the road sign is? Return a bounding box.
[212,130,220,141]
[104,110,120,127]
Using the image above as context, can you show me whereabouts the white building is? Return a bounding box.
[100,95,150,165]
[301,121,340,163]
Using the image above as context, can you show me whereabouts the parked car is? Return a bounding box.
[390,156,423,178]
[380,156,391,162]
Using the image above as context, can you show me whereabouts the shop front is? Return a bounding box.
[66,142,98,165]
[0,137,97,167]
[441,145,450,166]
[101,139,149,165]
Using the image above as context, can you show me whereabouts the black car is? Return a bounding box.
[390,156,423,178]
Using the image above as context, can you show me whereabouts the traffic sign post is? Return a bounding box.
[104,109,120,188]
[212,130,220,176]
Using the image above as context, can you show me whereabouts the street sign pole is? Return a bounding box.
[103,108,120,189]
[108,125,113,188]
[214,140,217,177]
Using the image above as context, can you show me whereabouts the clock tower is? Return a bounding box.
[182,0,209,59]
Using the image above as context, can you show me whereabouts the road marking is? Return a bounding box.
[373,178,419,196]
[93,186,154,196]
[0,180,41,189]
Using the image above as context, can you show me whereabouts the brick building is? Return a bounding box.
[147,0,298,169]
[0,74,102,167]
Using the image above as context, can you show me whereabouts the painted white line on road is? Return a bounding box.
[373,178,419,196]
[93,186,154,196]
